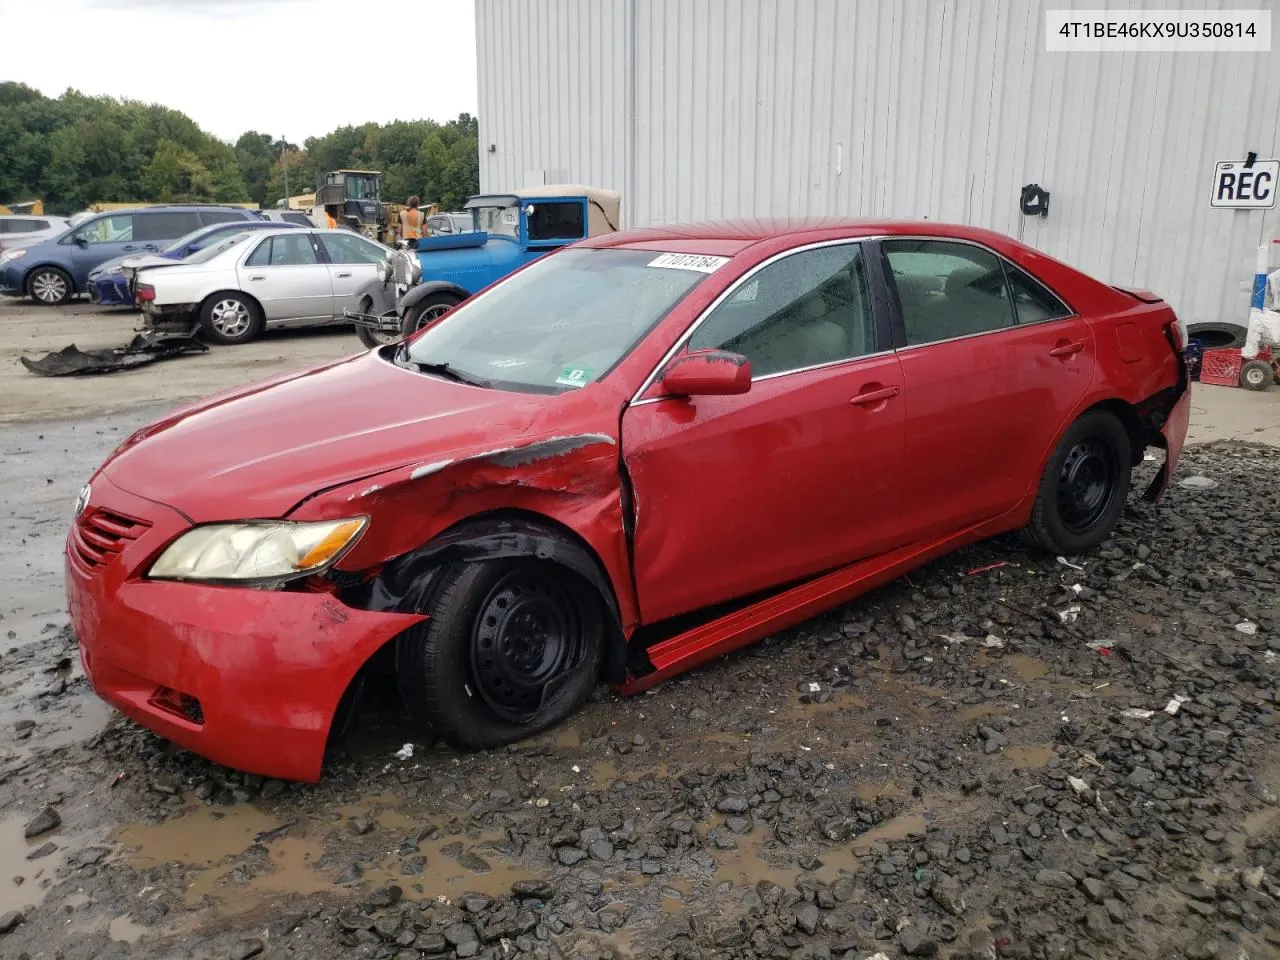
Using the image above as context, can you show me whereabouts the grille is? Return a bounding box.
[72,508,150,570]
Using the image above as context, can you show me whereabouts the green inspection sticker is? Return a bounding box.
[555,365,594,388]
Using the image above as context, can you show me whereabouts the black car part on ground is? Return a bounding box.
[20,333,208,377]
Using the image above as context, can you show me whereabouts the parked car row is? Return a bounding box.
[0,205,267,305]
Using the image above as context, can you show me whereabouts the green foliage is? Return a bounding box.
[0,83,480,214]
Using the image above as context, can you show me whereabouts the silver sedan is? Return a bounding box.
[133,228,392,344]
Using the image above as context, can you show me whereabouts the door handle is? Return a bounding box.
[849,385,901,406]
[121,245,135,251]
[335,271,352,278]
[248,274,265,281]
[1049,340,1086,358]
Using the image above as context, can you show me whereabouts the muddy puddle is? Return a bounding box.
[0,815,71,913]
[115,796,534,915]
[1000,744,1056,769]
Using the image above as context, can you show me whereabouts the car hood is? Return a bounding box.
[101,350,555,522]
[91,253,176,278]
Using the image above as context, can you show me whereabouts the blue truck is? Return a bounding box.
[350,185,620,348]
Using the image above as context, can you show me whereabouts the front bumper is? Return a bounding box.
[0,262,24,296]
[88,273,131,306]
[65,474,424,781]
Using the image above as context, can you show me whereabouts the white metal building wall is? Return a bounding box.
[476,0,1279,328]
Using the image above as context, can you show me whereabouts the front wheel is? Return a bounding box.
[354,297,402,349]
[1021,410,1132,555]
[396,560,604,749]
[27,267,73,306]
[400,292,459,338]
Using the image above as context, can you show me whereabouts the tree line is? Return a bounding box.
[0,82,481,214]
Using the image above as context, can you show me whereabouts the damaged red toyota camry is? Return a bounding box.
[66,220,1191,781]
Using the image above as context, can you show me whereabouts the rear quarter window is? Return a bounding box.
[200,210,252,226]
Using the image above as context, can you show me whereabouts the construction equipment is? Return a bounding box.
[313,170,437,245]
[0,199,45,216]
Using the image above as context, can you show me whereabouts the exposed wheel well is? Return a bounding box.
[200,288,263,317]
[341,508,630,684]
[1089,398,1147,466]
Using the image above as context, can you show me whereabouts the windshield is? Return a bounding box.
[472,204,519,239]
[183,231,251,264]
[403,248,717,393]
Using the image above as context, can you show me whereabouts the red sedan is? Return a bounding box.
[66,220,1190,781]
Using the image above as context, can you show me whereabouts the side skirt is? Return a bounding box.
[617,518,1001,695]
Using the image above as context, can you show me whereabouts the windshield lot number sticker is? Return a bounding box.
[556,366,593,388]
[647,253,730,273]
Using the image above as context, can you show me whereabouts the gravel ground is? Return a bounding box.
[3,437,1280,960]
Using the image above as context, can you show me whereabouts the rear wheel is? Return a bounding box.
[400,292,459,338]
[27,267,72,306]
[1240,360,1273,391]
[200,292,262,345]
[395,559,604,749]
[1021,410,1132,555]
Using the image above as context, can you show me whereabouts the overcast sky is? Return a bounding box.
[1,0,479,144]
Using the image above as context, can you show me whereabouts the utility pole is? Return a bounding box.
[281,139,289,207]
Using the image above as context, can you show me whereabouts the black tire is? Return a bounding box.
[27,267,73,306]
[1240,360,1272,391]
[1186,322,1246,350]
[1021,409,1132,555]
[395,559,604,749]
[400,292,459,338]
[199,291,263,345]
[354,297,401,349]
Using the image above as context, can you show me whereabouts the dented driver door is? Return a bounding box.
[620,241,907,626]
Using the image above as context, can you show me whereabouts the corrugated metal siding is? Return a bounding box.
[476,0,1279,327]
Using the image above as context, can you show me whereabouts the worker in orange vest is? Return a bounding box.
[399,197,424,250]
[324,208,337,229]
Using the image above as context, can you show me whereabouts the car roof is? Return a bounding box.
[579,218,1026,255]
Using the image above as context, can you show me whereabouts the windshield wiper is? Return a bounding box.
[408,358,492,388]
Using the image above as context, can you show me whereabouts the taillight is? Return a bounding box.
[135,284,156,302]
[1170,314,1188,350]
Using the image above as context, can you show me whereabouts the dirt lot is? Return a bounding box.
[3,299,1280,960]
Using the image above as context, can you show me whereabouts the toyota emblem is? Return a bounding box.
[74,483,91,518]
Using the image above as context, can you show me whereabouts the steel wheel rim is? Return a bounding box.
[1057,438,1118,534]
[414,303,452,332]
[32,272,66,303]
[470,570,588,723]
[211,299,251,338]
[1244,366,1267,386]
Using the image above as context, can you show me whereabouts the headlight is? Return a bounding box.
[148,517,367,585]
[0,249,27,265]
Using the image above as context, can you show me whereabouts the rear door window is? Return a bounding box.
[134,211,202,242]
[882,239,1015,346]
[245,234,319,266]
[526,201,586,242]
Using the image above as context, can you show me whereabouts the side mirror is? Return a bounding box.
[660,349,752,397]
[73,235,88,247]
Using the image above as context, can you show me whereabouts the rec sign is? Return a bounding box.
[1211,159,1278,209]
